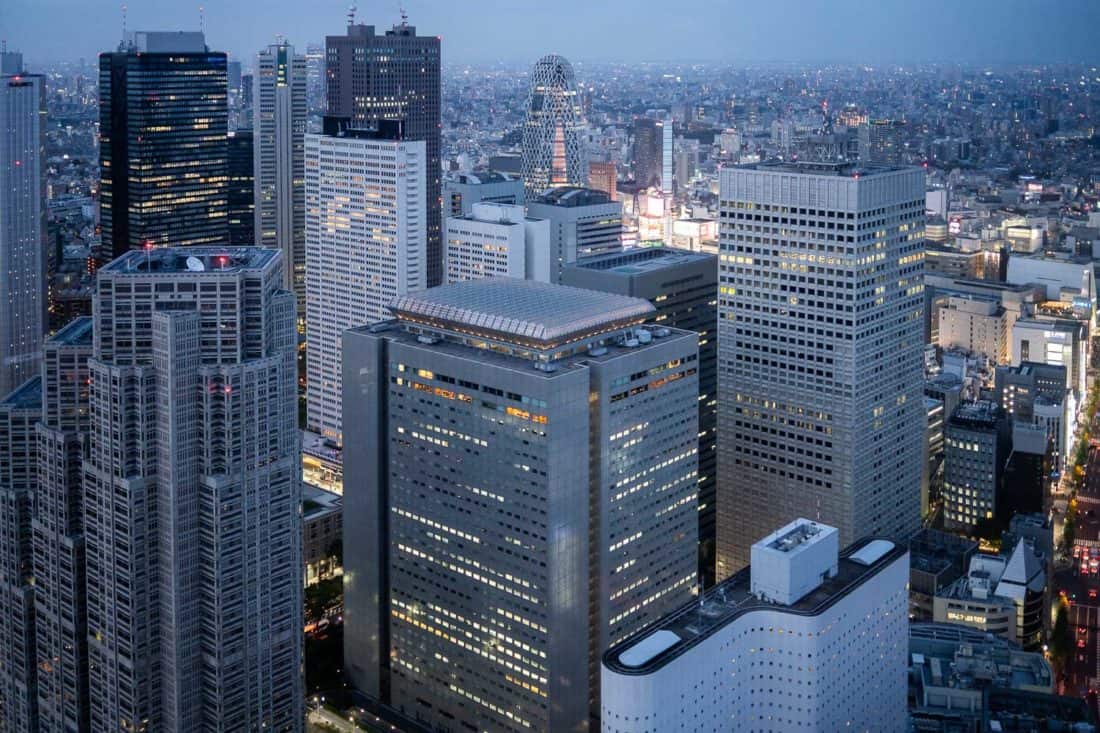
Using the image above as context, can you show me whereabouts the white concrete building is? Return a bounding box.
[1010,318,1088,400]
[937,296,1008,363]
[1005,256,1096,317]
[444,202,550,283]
[305,123,426,441]
[601,519,909,733]
[525,186,623,283]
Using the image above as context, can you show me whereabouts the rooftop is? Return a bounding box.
[569,246,715,276]
[949,400,1002,428]
[389,278,654,347]
[603,536,906,676]
[531,186,612,207]
[1,377,42,410]
[49,316,94,347]
[737,160,912,177]
[100,247,279,276]
[448,171,517,185]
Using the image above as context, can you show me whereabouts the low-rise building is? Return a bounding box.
[908,623,1092,733]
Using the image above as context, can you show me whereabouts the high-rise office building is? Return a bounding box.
[240,72,254,129]
[717,161,925,577]
[33,317,94,733]
[1,64,46,398]
[254,41,307,312]
[942,401,1011,533]
[587,160,617,201]
[562,247,719,585]
[227,129,255,245]
[326,20,441,286]
[99,32,229,259]
[305,119,426,442]
[632,117,671,191]
[859,119,907,164]
[84,248,301,732]
[521,54,587,198]
[601,520,909,732]
[445,202,550,283]
[0,376,42,731]
[525,186,623,283]
[343,278,699,732]
[443,171,524,217]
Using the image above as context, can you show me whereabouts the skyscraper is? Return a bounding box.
[99,32,229,259]
[587,160,617,201]
[254,40,307,313]
[33,317,94,733]
[343,278,699,732]
[717,161,925,578]
[859,119,908,164]
[1,63,46,398]
[84,248,301,732]
[561,247,718,584]
[521,54,587,198]
[226,129,255,245]
[326,20,442,286]
[632,117,663,190]
[0,376,42,731]
[305,119,426,442]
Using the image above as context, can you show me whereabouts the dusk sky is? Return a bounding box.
[5,0,1100,66]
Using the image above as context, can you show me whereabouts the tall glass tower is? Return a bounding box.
[521,54,587,199]
[254,41,307,313]
[99,32,229,259]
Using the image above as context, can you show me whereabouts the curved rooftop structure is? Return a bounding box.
[390,277,654,348]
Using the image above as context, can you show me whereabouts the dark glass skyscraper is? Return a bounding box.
[325,20,442,286]
[99,32,229,259]
[227,128,254,245]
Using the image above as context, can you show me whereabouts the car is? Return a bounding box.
[1090,589,1098,599]
[1080,639,1088,648]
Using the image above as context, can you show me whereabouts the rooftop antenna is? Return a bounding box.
[199,5,205,34]
[121,3,128,43]
[399,6,408,26]
[347,3,357,27]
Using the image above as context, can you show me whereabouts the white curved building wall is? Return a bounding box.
[600,552,909,733]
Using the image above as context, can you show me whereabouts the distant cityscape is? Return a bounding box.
[1,7,1100,733]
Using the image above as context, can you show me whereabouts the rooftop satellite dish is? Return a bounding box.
[186,256,206,272]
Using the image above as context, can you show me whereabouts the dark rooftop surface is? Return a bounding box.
[100,247,278,275]
[737,160,913,176]
[531,186,612,207]
[570,246,715,276]
[1,377,42,410]
[49,316,93,347]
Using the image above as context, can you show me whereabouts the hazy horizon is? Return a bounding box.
[5,0,1100,69]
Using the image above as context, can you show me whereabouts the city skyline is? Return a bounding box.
[6,0,1100,66]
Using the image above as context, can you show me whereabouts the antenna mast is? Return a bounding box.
[121,3,128,43]
[199,5,205,34]
[348,4,357,27]
[400,6,409,26]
